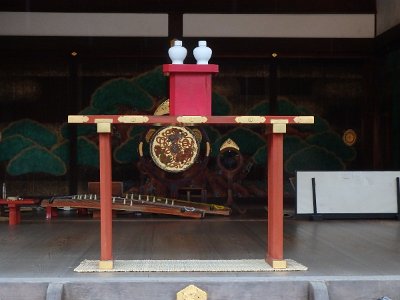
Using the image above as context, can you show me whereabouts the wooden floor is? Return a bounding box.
[2,209,400,299]
[1,209,400,278]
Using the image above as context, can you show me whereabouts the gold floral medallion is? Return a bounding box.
[150,126,199,172]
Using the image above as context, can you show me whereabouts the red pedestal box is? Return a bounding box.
[163,64,219,116]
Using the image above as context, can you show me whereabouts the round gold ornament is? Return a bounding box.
[150,126,199,173]
[342,129,357,146]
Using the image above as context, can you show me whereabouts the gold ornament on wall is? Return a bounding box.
[342,129,357,146]
[220,138,240,152]
[154,99,170,116]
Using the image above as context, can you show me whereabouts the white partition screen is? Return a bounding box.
[296,171,400,215]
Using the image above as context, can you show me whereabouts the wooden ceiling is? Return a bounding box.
[0,0,379,60]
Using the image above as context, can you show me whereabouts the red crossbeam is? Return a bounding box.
[68,115,313,125]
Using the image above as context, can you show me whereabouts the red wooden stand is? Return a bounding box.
[70,113,313,269]
[69,63,313,270]
[163,64,218,115]
[0,199,39,225]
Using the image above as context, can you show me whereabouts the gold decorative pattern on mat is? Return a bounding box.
[177,285,207,300]
[74,259,308,272]
[118,116,149,123]
[150,126,199,173]
[235,116,266,123]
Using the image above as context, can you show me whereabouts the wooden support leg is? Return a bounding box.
[266,131,287,269]
[8,204,18,226]
[46,206,52,220]
[98,131,113,270]
[77,208,89,216]
[46,207,58,220]
[16,207,21,224]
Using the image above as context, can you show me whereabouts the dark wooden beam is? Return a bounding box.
[0,0,376,14]
[0,37,374,60]
[169,13,183,40]
[198,38,375,59]
[375,23,400,54]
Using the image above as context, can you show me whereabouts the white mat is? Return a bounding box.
[74,259,307,272]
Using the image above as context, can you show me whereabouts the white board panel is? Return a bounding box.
[0,12,168,37]
[296,171,400,214]
[183,14,375,38]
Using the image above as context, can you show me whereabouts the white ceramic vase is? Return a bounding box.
[193,41,212,64]
[168,40,187,64]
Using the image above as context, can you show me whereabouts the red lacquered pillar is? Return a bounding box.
[8,203,18,225]
[266,124,287,269]
[98,123,113,270]
[16,206,21,224]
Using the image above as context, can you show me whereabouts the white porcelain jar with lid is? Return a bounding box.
[168,40,187,64]
[193,41,212,64]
